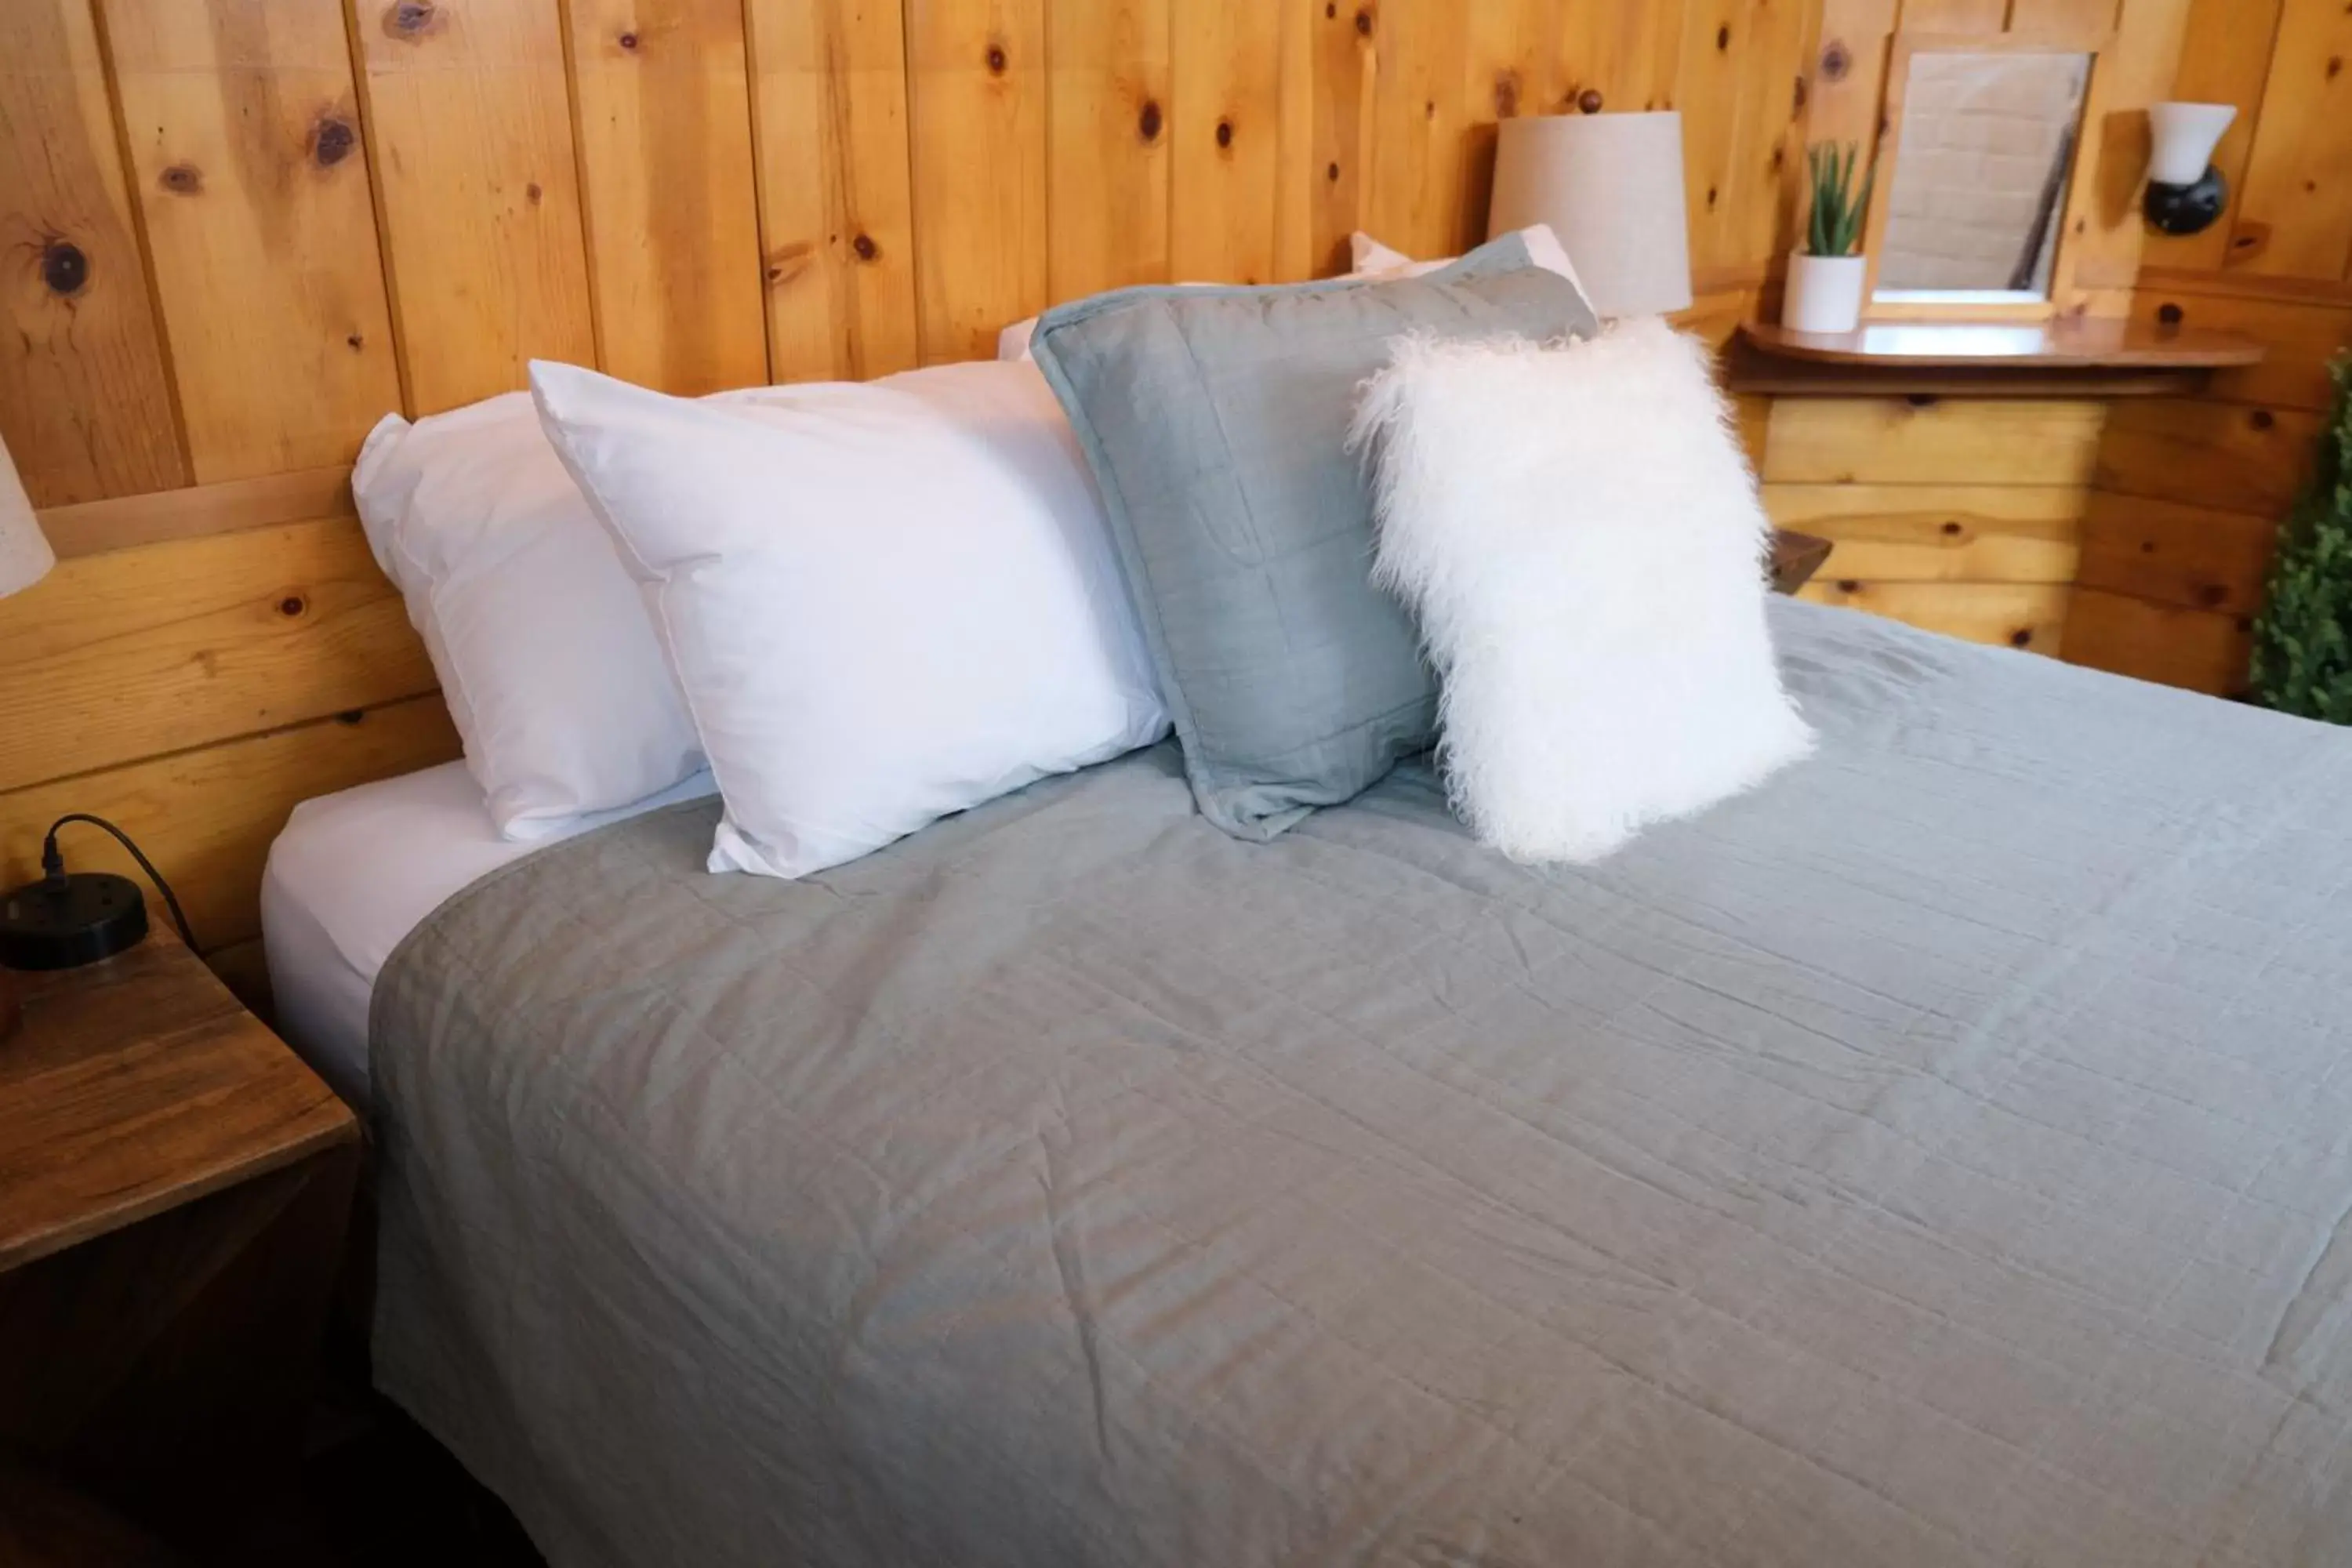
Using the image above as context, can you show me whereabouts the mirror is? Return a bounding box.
[1875,49,2092,306]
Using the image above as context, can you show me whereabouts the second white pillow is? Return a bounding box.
[532,359,1170,879]
[1352,320,1813,863]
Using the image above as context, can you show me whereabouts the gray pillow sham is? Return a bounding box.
[1029,234,1600,841]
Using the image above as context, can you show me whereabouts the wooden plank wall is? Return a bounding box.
[2068,0,2352,695]
[1755,0,2181,656]
[0,0,1824,1002]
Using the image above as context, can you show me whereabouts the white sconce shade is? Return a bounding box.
[1488,111,1693,318]
[0,433,52,601]
[2148,102,2237,186]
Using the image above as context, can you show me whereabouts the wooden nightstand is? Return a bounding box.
[0,926,360,1552]
[1769,528,1833,595]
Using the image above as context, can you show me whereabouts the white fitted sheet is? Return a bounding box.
[261,762,714,1109]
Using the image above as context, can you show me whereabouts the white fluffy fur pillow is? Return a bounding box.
[1352,319,1813,863]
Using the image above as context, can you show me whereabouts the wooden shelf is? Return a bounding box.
[1730,318,2265,398]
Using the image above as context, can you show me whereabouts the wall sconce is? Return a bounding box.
[2143,103,2237,236]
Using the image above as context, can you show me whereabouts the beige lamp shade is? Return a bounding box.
[0,431,50,599]
[1488,111,1693,319]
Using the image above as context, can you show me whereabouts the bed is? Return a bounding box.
[265,598,2352,1566]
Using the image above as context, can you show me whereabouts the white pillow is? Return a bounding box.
[1350,226,1592,299]
[1352,320,1813,863]
[531,358,1171,879]
[993,226,1593,360]
[354,395,705,840]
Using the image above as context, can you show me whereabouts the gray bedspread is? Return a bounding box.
[373,600,2352,1567]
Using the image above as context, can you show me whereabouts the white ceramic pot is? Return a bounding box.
[1784,252,1867,335]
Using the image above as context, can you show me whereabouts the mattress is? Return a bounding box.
[370,599,2352,1567]
[260,761,713,1108]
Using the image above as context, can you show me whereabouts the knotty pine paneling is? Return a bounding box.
[0,0,187,506]
[564,0,769,394]
[99,0,403,482]
[2049,0,2194,316]
[2095,398,2323,517]
[1762,483,2086,582]
[0,517,437,795]
[0,695,460,953]
[746,0,922,382]
[2124,288,2352,415]
[2227,0,2352,285]
[0,0,1867,978]
[2065,587,2252,696]
[2075,491,2279,617]
[2070,0,2352,697]
[2135,0,2282,276]
[347,0,597,414]
[907,0,1051,364]
[1799,579,2072,655]
[1170,0,1290,285]
[1046,0,1172,301]
[1762,397,2109,487]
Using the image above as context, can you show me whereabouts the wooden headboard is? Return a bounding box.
[0,0,1836,1000]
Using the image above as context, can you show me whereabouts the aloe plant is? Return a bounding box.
[1805,141,1876,258]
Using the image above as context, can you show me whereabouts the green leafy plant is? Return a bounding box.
[1804,142,1876,259]
[2252,354,2352,720]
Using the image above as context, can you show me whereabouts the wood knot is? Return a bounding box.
[1905,393,1940,408]
[1836,579,1860,594]
[1940,521,1963,537]
[2008,629,2033,649]
[384,1,441,39]
[346,332,364,348]
[279,594,307,618]
[1327,161,1341,183]
[1493,73,1519,118]
[1705,184,1719,210]
[2328,56,2343,81]
[39,238,88,296]
[1792,74,1809,112]
[1353,6,1374,38]
[2195,583,2228,608]
[526,181,543,203]
[1716,23,1731,49]
[1215,118,1233,150]
[985,42,1007,74]
[2250,408,2276,431]
[1578,88,1604,114]
[2157,301,2185,326]
[313,116,357,168]
[764,241,814,287]
[618,30,640,50]
[335,710,366,725]
[159,162,203,195]
[851,233,877,261]
[1138,99,1162,142]
[1820,39,1851,82]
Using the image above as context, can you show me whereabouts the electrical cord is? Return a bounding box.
[42,813,197,950]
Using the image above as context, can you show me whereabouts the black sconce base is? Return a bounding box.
[2144,165,2228,237]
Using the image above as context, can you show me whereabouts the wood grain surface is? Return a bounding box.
[0,926,356,1272]
[4,0,2330,968]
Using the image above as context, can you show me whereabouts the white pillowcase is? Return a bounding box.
[1350,227,1592,301]
[354,394,705,840]
[531,358,1171,879]
[1352,319,1813,863]
[993,227,1592,359]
